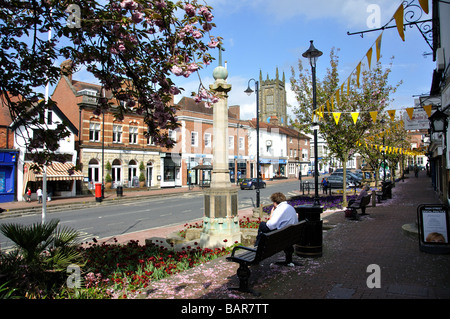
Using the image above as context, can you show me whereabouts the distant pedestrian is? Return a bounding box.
[37,186,43,203]
[26,187,32,202]
[322,178,328,194]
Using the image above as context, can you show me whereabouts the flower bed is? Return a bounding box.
[60,238,234,299]
[62,194,353,298]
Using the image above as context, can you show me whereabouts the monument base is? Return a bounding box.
[199,216,241,248]
[200,187,240,248]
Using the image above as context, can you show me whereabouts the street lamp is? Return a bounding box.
[302,40,322,207]
[429,109,448,134]
[244,79,260,208]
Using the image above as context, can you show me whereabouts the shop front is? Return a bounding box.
[0,151,18,203]
[160,153,181,188]
[22,162,84,200]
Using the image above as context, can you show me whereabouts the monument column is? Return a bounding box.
[199,55,240,248]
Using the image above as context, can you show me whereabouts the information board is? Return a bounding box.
[417,204,450,254]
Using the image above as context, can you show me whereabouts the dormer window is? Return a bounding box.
[77,89,98,96]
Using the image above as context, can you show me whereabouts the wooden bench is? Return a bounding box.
[226,221,306,296]
[347,194,372,220]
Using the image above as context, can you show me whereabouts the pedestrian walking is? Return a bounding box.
[26,187,32,202]
[37,186,43,203]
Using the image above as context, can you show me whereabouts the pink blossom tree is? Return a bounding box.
[0,0,221,164]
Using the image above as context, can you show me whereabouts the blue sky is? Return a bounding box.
[68,0,435,122]
[170,0,435,121]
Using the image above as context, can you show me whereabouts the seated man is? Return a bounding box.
[255,192,298,246]
[348,185,370,207]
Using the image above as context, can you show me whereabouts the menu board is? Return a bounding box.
[417,204,450,254]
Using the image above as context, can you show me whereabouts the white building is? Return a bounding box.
[13,104,83,201]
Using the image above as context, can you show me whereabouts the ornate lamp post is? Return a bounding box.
[294,40,324,258]
[244,79,261,208]
[302,40,322,207]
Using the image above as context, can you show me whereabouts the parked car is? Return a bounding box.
[240,178,266,190]
[326,175,355,189]
[331,171,362,186]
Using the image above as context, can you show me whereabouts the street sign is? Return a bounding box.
[417,204,450,254]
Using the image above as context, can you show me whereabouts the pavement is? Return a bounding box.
[2,172,450,304]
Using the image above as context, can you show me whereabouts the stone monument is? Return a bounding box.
[199,50,241,248]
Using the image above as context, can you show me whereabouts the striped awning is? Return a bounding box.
[24,162,84,182]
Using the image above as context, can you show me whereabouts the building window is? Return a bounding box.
[228,136,234,149]
[191,131,198,147]
[168,129,176,142]
[239,137,244,150]
[47,110,52,124]
[89,123,100,142]
[129,126,138,144]
[147,133,154,145]
[88,158,100,183]
[113,125,122,143]
[111,159,122,186]
[128,160,138,186]
[204,133,211,148]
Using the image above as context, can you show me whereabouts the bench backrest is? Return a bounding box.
[255,221,307,262]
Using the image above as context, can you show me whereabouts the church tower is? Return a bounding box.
[259,68,287,126]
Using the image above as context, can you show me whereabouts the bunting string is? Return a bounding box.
[314,0,430,125]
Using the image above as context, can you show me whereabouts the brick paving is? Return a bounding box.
[2,172,450,301]
[135,171,450,300]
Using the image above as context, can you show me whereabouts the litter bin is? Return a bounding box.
[95,183,102,202]
[294,205,323,258]
[116,186,123,197]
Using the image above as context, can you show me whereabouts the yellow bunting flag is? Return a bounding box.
[376,33,383,61]
[326,100,330,112]
[370,111,378,123]
[406,107,414,120]
[336,89,340,105]
[419,0,429,14]
[317,111,324,119]
[366,47,373,69]
[387,110,396,121]
[332,112,341,125]
[394,4,405,41]
[356,62,361,87]
[341,83,344,96]
[351,112,359,124]
[423,104,432,117]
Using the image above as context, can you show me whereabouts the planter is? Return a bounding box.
[139,181,145,188]
[105,182,112,189]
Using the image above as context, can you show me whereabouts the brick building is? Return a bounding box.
[0,93,19,202]
[51,63,249,191]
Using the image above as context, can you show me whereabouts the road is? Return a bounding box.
[0,180,304,250]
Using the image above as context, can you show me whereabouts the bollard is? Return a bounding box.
[294,205,323,258]
[116,186,123,197]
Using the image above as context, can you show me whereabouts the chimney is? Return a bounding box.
[60,59,73,83]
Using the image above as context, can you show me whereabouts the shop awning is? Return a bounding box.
[24,162,84,182]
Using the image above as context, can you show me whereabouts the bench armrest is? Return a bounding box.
[230,245,257,257]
